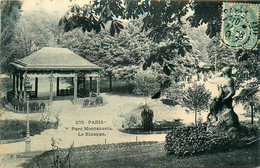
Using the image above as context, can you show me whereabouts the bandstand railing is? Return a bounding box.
[10,91,51,113]
[74,96,104,108]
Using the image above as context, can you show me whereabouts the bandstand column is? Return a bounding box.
[49,74,54,102]
[73,75,78,103]
[20,72,23,92]
[13,72,15,93]
[83,76,86,92]
[56,77,59,96]
[16,73,19,97]
[22,72,26,101]
[96,76,100,96]
[89,77,93,92]
[35,77,38,98]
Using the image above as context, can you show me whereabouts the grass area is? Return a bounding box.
[0,120,58,141]
[21,140,259,168]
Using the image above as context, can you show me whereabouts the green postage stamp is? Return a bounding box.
[221,2,259,49]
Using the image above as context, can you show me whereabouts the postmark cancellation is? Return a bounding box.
[221,2,259,49]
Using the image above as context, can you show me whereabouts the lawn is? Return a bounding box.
[0,120,58,141]
[21,140,259,168]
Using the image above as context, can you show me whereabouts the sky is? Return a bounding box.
[22,0,90,16]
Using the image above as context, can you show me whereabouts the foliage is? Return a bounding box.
[59,0,190,37]
[206,34,236,72]
[59,20,147,78]
[125,115,139,130]
[1,11,61,72]
[141,107,154,131]
[187,2,222,38]
[181,83,211,112]
[58,0,195,75]
[0,0,22,46]
[0,0,22,71]
[133,68,160,97]
[182,23,211,74]
[165,82,185,106]
[22,140,260,168]
[165,124,259,157]
[234,48,260,89]
[234,86,260,124]
[181,83,211,125]
[41,138,76,168]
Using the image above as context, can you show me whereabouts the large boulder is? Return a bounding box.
[207,108,240,134]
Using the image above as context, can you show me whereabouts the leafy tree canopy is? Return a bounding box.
[0,0,22,71]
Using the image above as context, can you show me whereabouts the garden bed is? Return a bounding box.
[120,120,184,134]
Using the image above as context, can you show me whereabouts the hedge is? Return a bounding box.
[165,124,258,157]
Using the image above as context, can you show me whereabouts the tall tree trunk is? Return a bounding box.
[250,103,254,124]
[109,73,113,91]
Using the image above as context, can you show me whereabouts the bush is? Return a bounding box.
[160,99,178,106]
[141,108,154,131]
[7,91,15,102]
[165,124,259,157]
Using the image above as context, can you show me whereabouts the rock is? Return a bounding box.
[207,109,240,134]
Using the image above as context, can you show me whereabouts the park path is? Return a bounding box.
[0,79,249,155]
[0,94,166,155]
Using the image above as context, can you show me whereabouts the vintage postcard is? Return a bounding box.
[0,0,259,167]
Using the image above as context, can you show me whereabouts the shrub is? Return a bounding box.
[10,97,20,107]
[126,115,139,129]
[30,102,40,111]
[7,91,15,102]
[165,124,258,157]
[141,107,154,131]
[160,99,177,106]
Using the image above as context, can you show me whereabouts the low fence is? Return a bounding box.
[74,96,104,108]
[10,99,51,113]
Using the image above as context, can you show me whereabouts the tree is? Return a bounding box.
[0,0,22,46]
[234,49,260,89]
[58,0,194,72]
[59,0,190,37]
[0,0,22,71]
[234,87,259,124]
[181,83,211,126]
[166,82,185,106]
[1,11,61,73]
[59,18,150,91]
[133,68,160,104]
[206,34,236,73]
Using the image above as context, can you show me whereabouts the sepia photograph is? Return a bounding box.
[0,0,259,167]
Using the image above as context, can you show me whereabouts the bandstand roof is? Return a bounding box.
[11,47,101,71]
